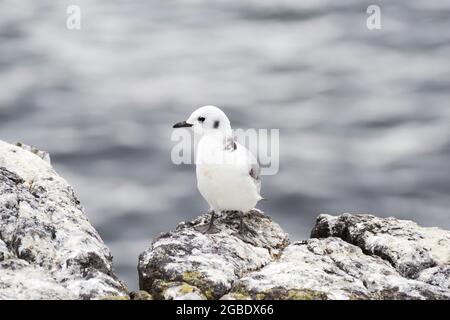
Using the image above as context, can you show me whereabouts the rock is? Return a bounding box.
[130,290,153,300]
[14,142,51,164]
[4,139,448,300]
[417,266,450,289]
[231,238,450,300]
[139,212,450,300]
[152,280,207,300]
[138,210,289,299]
[0,140,128,300]
[311,213,450,283]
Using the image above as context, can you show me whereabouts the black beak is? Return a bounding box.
[173,121,193,128]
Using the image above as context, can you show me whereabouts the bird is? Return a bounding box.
[173,105,263,236]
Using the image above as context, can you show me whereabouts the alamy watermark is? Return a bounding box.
[66,5,81,30]
[65,4,381,31]
[171,129,280,176]
[366,5,381,30]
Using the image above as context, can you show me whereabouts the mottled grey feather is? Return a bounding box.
[224,135,237,151]
[249,162,261,195]
[224,136,262,196]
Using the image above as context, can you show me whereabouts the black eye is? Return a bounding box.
[198,117,205,122]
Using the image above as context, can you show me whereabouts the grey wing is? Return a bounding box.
[234,141,262,196]
[249,159,262,195]
[224,135,237,151]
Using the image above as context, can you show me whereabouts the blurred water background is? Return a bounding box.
[1,0,449,289]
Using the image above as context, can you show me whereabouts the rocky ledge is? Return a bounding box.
[1,140,449,300]
[138,212,450,300]
[0,140,128,299]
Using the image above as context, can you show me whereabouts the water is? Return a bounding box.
[1,0,449,289]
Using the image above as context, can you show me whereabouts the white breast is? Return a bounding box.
[195,135,261,213]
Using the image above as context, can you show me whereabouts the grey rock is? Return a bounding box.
[311,213,450,281]
[138,210,289,299]
[130,290,153,300]
[14,142,51,164]
[139,212,450,300]
[231,238,450,300]
[417,266,450,289]
[151,280,207,300]
[0,140,128,300]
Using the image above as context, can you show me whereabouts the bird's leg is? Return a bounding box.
[233,211,257,240]
[195,210,220,234]
[207,210,217,230]
[239,215,245,234]
[238,214,253,235]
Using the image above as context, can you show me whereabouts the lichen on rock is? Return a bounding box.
[0,140,127,299]
[231,238,450,300]
[138,210,289,299]
[14,142,51,164]
[130,290,153,300]
[2,139,449,300]
[311,213,450,285]
[139,211,450,300]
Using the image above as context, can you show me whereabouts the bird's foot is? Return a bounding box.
[195,222,220,234]
[195,211,220,234]
[232,218,257,242]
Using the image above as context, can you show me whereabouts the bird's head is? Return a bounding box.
[173,105,231,136]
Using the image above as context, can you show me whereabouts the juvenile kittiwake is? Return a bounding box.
[173,105,263,236]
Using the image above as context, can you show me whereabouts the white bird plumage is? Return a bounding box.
[173,105,262,235]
